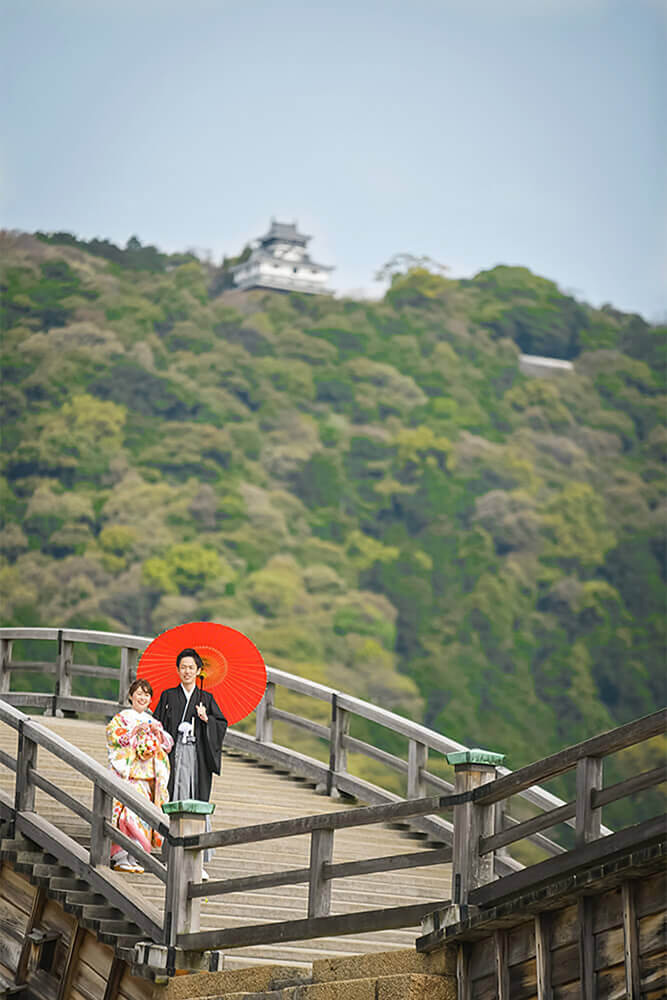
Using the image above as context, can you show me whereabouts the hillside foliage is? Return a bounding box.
[1,230,665,826]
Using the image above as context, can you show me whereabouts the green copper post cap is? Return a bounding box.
[162,799,216,815]
[446,749,505,766]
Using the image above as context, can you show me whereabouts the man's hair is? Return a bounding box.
[128,678,153,699]
[176,648,204,672]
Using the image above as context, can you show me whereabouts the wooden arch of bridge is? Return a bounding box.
[0,627,664,997]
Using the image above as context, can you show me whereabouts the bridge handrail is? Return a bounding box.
[0,626,589,848]
[0,698,169,837]
[172,709,665,952]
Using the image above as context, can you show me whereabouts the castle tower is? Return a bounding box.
[231,219,334,294]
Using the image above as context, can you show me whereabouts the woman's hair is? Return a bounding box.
[128,678,153,699]
[176,648,204,672]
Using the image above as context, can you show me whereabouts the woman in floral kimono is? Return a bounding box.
[106,678,173,873]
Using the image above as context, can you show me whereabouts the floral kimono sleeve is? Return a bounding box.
[106,712,134,781]
[150,717,174,754]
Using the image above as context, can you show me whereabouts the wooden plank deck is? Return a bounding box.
[0,717,452,970]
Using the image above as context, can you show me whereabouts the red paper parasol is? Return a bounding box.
[137,622,266,725]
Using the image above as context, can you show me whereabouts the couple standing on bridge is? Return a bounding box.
[106,647,228,876]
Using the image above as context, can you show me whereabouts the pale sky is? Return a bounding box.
[2,0,665,319]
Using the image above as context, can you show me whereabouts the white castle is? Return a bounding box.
[231,220,334,295]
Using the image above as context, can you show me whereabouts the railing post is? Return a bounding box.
[15,722,37,813]
[162,800,213,947]
[408,739,428,798]
[0,638,12,695]
[119,646,139,706]
[307,827,334,918]
[327,694,349,797]
[54,632,74,718]
[493,800,511,864]
[575,755,603,846]
[89,784,113,868]
[255,681,275,743]
[447,749,505,911]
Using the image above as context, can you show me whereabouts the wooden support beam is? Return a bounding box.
[471,813,667,908]
[103,956,126,1000]
[56,924,85,1000]
[328,695,349,794]
[575,756,603,847]
[307,827,334,918]
[90,784,112,868]
[494,930,510,1000]
[535,912,552,1000]
[457,944,471,1000]
[255,680,275,743]
[119,646,139,705]
[408,740,428,799]
[55,635,74,717]
[592,764,667,809]
[578,896,595,1000]
[15,886,47,984]
[480,799,575,855]
[622,880,640,999]
[178,898,451,952]
[14,725,37,813]
[0,638,12,694]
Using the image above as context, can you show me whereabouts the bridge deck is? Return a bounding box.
[0,717,451,970]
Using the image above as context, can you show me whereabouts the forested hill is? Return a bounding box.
[1,230,665,795]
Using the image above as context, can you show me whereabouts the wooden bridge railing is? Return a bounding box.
[174,707,666,953]
[0,695,461,953]
[0,674,663,958]
[0,627,607,863]
[0,697,169,942]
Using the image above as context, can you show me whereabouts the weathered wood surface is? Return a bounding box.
[190,791,456,851]
[479,800,574,856]
[447,866,665,1000]
[474,708,666,807]
[177,898,452,951]
[470,814,667,909]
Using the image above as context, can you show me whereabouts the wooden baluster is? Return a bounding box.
[535,912,552,1000]
[575,756,603,847]
[162,801,212,947]
[15,723,37,813]
[90,784,113,868]
[622,880,640,999]
[119,646,139,706]
[327,695,349,797]
[307,827,334,918]
[407,739,427,799]
[578,896,595,1000]
[494,930,509,1000]
[457,944,471,1000]
[55,633,74,717]
[493,800,512,864]
[447,749,505,910]
[0,638,12,695]
[255,681,275,743]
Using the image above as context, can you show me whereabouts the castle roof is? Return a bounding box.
[259,220,311,247]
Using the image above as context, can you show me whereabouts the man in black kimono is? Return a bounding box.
[152,648,228,877]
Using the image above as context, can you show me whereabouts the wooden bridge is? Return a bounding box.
[0,627,664,1000]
